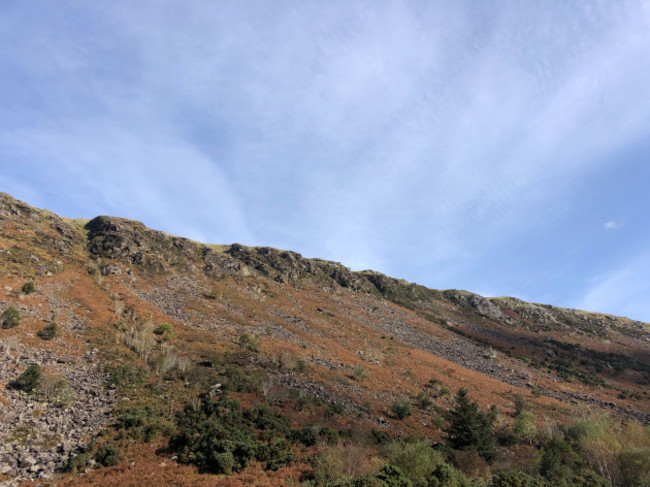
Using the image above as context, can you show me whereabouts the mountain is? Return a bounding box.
[0,192,648,487]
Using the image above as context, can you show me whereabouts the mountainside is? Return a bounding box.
[1,192,649,487]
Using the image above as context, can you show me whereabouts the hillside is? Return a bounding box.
[0,192,648,487]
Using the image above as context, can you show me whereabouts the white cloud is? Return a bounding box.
[603,220,620,230]
[577,252,650,322]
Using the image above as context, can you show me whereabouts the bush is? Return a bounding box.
[37,374,74,407]
[10,363,41,392]
[490,469,545,487]
[427,463,471,487]
[169,393,295,474]
[38,322,58,341]
[1,306,20,329]
[154,323,173,340]
[239,332,261,352]
[95,443,119,467]
[21,281,35,294]
[356,464,413,487]
[415,392,433,410]
[385,439,444,485]
[391,398,412,420]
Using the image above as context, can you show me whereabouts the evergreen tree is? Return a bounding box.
[444,388,496,460]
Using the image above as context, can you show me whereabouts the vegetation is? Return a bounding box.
[38,322,58,340]
[1,305,20,329]
[169,393,295,474]
[391,397,413,420]
[444,388,497,460]
[21,281,35,294]
[10,363,42,392]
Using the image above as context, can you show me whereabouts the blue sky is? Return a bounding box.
[2,1,650,321]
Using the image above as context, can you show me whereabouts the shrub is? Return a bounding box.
[513,409,537,443]
[38,322,58,341]
[239,332,261,352]
[21,281,35,294]
[427,463,471,487]
[94,443,119,467]
[385,439,444,485]
[1,306,20,329]
[415,392,433,410]
[169,393,295,474]
[619,446,650,487]
[37,374,74,407]
[154,323,173,340]
[490,469,545,487]
[10,363,41,392]
[371,430,391,445]
[356,464,413,487]
[353,364,368,381]
[391,398,412,420]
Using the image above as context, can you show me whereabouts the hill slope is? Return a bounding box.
[0,192,648,486]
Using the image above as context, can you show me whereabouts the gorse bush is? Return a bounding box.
[38,322,58,341]
[1,306,20,329]
[10,363,41,392]
[94,443,119,467]
[169,393,295,474]
[21,281,35,294]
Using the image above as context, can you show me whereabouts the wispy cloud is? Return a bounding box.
[1,1,650,319]
[603,221,620,231]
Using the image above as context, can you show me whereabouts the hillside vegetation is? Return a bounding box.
[0,192,648,487]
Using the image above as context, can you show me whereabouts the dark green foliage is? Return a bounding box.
[239,332,260,352]
[426,463,471,487]
[108,364,146,387]
[10,363,41,392]
[371,429,391,445]
[294,425,320,446]
[539,437,577,483]
[21,281,35,294]
[38,322,58,340]
[221,366,262,393]
[94,443,119,467]
[415,392,433,410]
[62,453,90,474]
[325,402,345,417]
[154,323,173,340]
[570,472,611,487]
[490,470,545,487]
[391,398,412,420]
[354,465,413,487]
[444,388,496,460]
[169,393,295,474]
[1,306,20,329]
[114,405,172,442]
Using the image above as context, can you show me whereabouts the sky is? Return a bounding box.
[1,1,650,322]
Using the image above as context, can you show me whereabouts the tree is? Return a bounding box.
[444,388,496,460]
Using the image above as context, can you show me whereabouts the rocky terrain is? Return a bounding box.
[0,192,648,486]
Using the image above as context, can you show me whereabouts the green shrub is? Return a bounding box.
[95,443,119,467]
[108,364,145,387]
[38,322,58,340]
[169,393,295,474]
[619,446,650,487]
[371,429,391,445]
[391,398,412,420]
[62,453,90,474]
[353,364,368,381]
[385,439,444,485]
[1,306,20,329]
[239,332,261,352]
[355,464,413,486]
[490,469,545,487]
[427,463,471,487]
[415,392,433,410]
[10,363,42,392]
[21,281,35,294]
[154,323,173,340]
